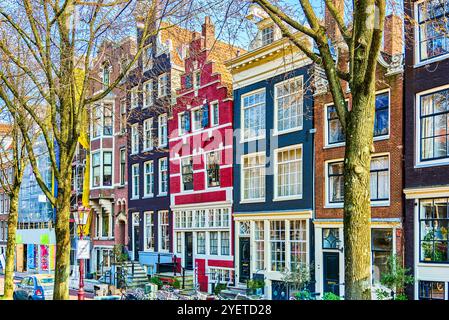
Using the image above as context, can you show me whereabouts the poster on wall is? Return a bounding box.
[40,245,49,271]
[27,244,35,270]
[49,245,56,271]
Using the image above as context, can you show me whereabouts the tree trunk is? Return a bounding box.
[2,189,19,300]
[343,91,375,300]
[53,165,72,300]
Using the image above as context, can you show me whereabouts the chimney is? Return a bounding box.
[324,0,344,42]
[383,14,403,55]
[201,16,215,50]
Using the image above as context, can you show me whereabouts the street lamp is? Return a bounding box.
[73,204,90,300]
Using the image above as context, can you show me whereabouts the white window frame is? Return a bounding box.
[205,150,221,189]
[415,84,449,168]
[324,101,347,148]
[144,211,155,251]
[131,123,139,155]
[273,144,303,201]
[143,118,153,151]
[240,88,266,143]
[274,75,304,135]
[191,106,203,132]
[158,73,168,97]
[158,157,168,196]
[180,155,194,192]
[131,163,140,199]
[130,86,138,109]
[210,100,219,127]
[119,148,126,186]
[373,89,391,141]
[158,210,170,252]
[143,160,154,198]
[158,113,168,147]
[240,152,266,203]
[143,80,154,108]
[178,111,188,136]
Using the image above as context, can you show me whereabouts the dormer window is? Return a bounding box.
[262,26,274,46]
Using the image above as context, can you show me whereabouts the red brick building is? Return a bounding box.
[85,37,135,276]
[312,14,404,298]
[168,17,241,293]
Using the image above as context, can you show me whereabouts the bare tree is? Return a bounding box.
[0,0,196,299]
[246,0,389,299]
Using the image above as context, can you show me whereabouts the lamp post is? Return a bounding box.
[74,204,90,300]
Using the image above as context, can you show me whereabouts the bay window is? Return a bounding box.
[206,151,220,188]
[242,153,265,201]
[181,156,194,191]
[131,164,139,199]
[144,211,155,251]
[419,88,449,161]
[270,220,285,272]
[242,90,266,141]
[103,103,113,135]
[92,105,102,138]
[144,161,154,197]
[275,76,303,133]
[103,152,112,186]
[275,146,302,199]
[420,198,449,262]
[92,152,101,187]
[417,0,449,62]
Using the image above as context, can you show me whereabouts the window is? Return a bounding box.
[143,80,153,108]
[131,164,139,199]
[221,231,230,255]
[92,152,101,187]
[326,104,345,145]
[206,151,220,188]
[144,211,155,251]
[101,209,110,238]
[159,211,170,251]
[198,210,206,228]
[92,105,102,138]
[158,114,168,147]
[144,46,153,69]
[130,87,138,109]
[242,90,266,141]
[103,103,113,135]
[131,124,139,154]
[181,156,194,191]
[270,221,285,272]
[374,92,389,137]
[417,0,449,62]
[242,153,265,201]
[158,73,168,97]
[144,161,154,197]
[275,146,303,199]
[262,26,274,46]
[370,156,389,201]
[102,64,110,89]
[192,108,203,131]
[193,70,201,89]
[275,77,303,133]
[328,162,344,203]
[209,268,233,283]
[290,220,307,272]
[323,228,340,249]
[197,232,206,254]
[210,232,218,255]
[255,221,264,270]
[178,112,190,135]
[420,198,449,263]
[143,118,153,151]
[103,152,112,186]
[211,102,219,126]
[419,281,446,300]
[158,157,168,195]
[371,228,393,283]
[120,148,126,186]
[119,100,127,134]
[176,232,182,253]
[419,88,449,161]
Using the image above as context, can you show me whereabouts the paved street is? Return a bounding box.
[0,274,93,300]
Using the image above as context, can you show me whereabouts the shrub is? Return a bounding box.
[322,292,341,300]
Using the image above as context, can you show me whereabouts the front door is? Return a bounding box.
[132,213,140,261]
[323,252,340,296]
[185,232,193,270]
[239,237,250,283]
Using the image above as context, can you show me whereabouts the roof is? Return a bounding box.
[159,22,196,67]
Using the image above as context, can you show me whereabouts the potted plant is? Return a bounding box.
[246,279,265,295]
[376,254,414,300]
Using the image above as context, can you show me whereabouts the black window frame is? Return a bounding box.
[418,280,446,300]
[326,105,345,145]
[373,92,390,137]
[327,161,344,203]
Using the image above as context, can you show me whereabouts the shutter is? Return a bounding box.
[202,102,209,128]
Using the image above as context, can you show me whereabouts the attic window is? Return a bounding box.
[262,26,274,46]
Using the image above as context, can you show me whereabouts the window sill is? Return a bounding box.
[157,193,168,197]
[142,148,154,153]
[273,195,303,202]
[324,202,344,209]
[240,199,265,204]
[371,200,390,207]
[415,159,449,169]
[142,195,154,199]
[324,142,345,149]
[414,53,449,68]
[130,197,140,201]
[273,127,303,136]
[417,261,449,266]
[240,136,266,144]
[373,135,389,142]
